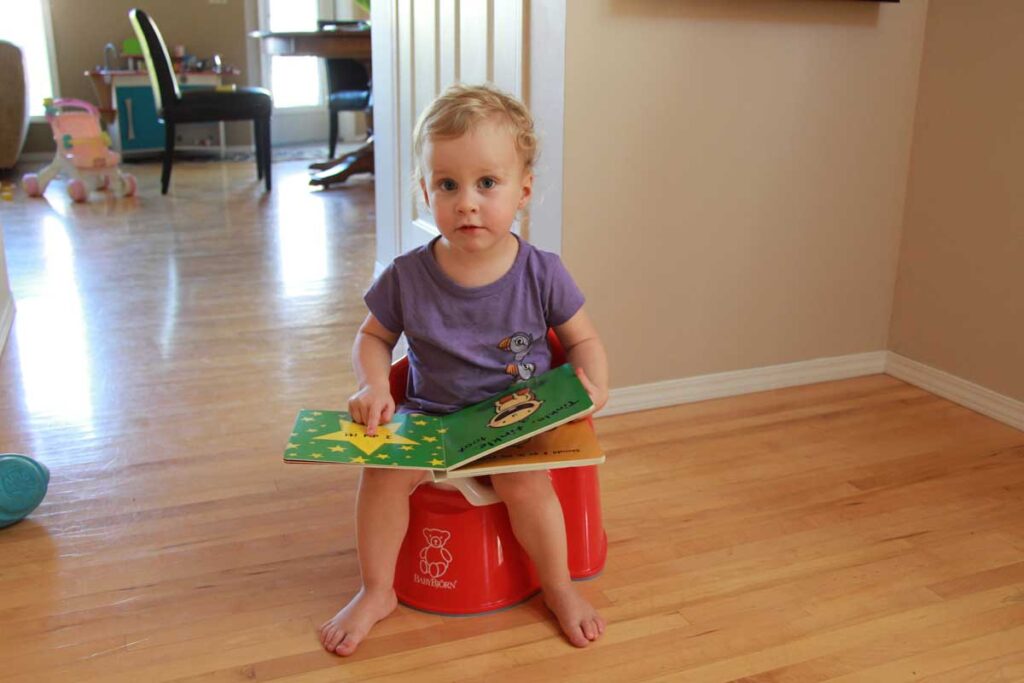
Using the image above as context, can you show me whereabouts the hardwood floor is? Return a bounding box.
[1,159,1023,682]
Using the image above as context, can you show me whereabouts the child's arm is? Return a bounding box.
[350,313,401,435]
[554,307,609,414]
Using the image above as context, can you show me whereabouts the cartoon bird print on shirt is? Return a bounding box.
[498,331,537,381]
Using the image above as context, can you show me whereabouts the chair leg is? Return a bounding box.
[254,120,264,180]
[261,117,272,192]
[328,108,338,159]
[162,122,176,194]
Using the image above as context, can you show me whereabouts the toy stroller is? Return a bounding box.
[22,98,137,202]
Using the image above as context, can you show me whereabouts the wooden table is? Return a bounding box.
[250,28,374,187]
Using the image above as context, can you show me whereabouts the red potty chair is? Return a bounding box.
[393,331,607,615]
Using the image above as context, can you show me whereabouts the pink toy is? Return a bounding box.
[22,98,136,203]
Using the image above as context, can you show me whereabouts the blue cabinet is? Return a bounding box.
[114,85,164,151]
[103,73,225,157]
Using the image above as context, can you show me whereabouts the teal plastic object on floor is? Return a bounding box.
[0,454,50,528]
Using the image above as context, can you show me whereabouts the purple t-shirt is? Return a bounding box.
[365,235,585,414]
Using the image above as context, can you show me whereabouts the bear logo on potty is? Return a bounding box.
[413,532,458,589]
[419,528,453,577]
[415,528,458,590]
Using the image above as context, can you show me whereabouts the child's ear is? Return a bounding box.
[518,172,533,209]
[419,177,431,208]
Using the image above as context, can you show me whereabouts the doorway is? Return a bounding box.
[369,0,567,274]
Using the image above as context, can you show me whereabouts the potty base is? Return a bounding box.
[395,466,607,616]
[395,485,540,616]
[552,465,607,579]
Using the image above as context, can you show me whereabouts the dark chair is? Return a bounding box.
[326,59,372,159]
[318,20,372,159]
[129,8,273,194]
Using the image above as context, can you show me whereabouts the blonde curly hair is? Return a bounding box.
[413,83,537,183]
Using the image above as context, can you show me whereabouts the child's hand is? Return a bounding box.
[348,383,396,436]
[575,367,608,415]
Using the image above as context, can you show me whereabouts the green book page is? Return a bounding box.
[284,410,449,469]
[285,365,594,471]
[440,364,594,469]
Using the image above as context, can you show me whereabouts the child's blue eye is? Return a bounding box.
[479,177,496,189]
[439,179,457,191]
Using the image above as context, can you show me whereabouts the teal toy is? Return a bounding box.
[0,454,50,528]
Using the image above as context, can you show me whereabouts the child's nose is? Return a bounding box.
[456,190,478,213]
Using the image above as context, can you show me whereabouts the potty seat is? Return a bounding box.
[390,330,607,615]
[0,454,50,528]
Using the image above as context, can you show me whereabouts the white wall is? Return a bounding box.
[0,226,14,358]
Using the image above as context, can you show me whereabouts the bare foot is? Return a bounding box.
[318,586,398,656]
[543,583,606,647]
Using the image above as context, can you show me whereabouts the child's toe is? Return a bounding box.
[335,634,360,656]
[325,627,344,650]
[582,619,599,641]
[566,623,589,648]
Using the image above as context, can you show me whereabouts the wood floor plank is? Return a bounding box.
[1,158,1022,681]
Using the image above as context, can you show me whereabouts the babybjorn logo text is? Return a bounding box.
[412,573,458,590]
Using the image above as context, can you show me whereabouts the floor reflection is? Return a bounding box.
[159,254,180,360]
[276,171,329,299]
[15,216,94,433]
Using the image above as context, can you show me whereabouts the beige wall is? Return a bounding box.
[0,224,12,355]
[24,0,253,153]
[561,0,928,388]
[889,1,1024,402]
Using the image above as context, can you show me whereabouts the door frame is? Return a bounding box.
[248,0,335,146]
[370,0,567,273]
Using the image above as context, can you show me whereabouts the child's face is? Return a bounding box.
[419,118,532,255]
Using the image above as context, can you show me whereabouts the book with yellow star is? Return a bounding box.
[284,364,603,475]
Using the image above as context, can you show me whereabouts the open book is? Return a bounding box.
[284,364,604,478]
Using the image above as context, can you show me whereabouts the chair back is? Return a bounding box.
[318,19,371,93]
[128,9,180,113]
[326,59,370,95]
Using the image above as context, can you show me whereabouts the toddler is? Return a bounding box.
[318,83,609,656]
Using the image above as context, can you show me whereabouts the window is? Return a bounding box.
[0,0,58,118]
[262,0,322,109]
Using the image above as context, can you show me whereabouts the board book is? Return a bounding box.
[284,364,604,477]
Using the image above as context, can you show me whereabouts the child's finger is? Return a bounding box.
[381,401,395,425]
[365,406,381,436]
[575,366,597,394]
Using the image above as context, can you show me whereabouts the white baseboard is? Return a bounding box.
[602,351,888,417]
[600,350,1024,434]
[885,353,1024,432]
[0,295,14,359]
